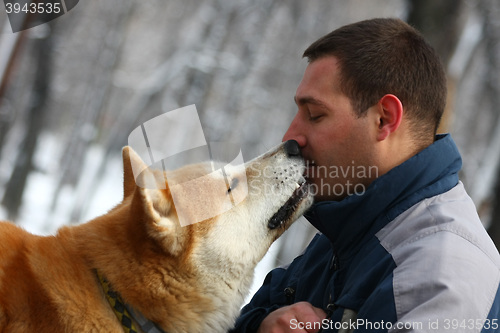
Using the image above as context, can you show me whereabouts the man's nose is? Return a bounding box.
[282,115,307,147]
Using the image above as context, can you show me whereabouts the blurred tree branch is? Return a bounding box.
[1,26,53,220]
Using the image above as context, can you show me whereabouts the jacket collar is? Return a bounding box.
[305,134,462,257]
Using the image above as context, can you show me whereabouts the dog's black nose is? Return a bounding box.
[284,140,301,157]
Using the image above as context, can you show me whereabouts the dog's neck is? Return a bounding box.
[95,270,166,333]
[65,201,251,332]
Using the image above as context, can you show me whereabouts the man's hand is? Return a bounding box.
[257,302,327,333]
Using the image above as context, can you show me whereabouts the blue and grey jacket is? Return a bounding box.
[232,134,500,332]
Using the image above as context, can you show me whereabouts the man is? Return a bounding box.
[231,18,500,332]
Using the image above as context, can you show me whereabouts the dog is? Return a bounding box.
[0,140,313,332]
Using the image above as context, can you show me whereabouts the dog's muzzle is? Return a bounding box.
[268,140,312,229]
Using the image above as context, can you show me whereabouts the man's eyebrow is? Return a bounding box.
[294,96,329,109]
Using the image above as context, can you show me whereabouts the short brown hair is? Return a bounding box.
[303,18,447,139]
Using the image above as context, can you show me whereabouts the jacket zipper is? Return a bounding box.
[330,252,339,271]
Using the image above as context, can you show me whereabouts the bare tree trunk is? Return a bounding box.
[480,0,500,249]
[1,28,53,220]
[64,0,134,222]
[407,0,464,65]
[0,22,28,159]
[489,177,500,251]
[406,0,465,134]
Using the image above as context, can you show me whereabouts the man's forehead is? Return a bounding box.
[296,57,345,100]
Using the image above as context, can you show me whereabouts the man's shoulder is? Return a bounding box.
[374,181,500,325]
[376,181,498,261]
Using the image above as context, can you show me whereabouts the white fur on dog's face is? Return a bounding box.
[198,144,312,264]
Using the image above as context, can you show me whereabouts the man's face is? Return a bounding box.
[283,56,379,201]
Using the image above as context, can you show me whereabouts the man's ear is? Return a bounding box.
[376,94,403,141]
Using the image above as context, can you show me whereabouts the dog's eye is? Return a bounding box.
[227,178,239,194]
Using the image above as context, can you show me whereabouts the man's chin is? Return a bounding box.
[308,178,361,202]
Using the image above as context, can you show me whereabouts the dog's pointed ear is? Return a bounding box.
[138,179,187,256]
[122,148,185,254]
[122,146,145,198]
